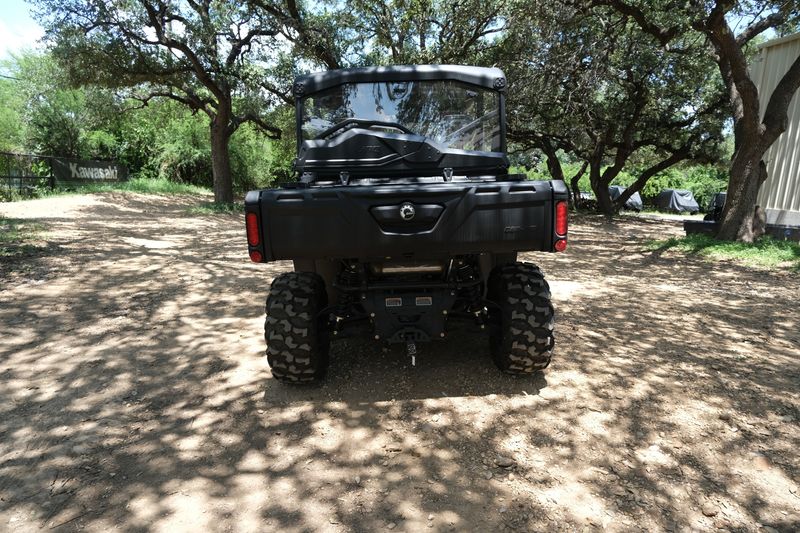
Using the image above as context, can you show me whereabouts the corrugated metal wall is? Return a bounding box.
[753,33,800,223]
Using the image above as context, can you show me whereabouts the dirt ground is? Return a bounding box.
[1,192,798,533]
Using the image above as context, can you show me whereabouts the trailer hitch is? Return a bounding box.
[406,338,417,367]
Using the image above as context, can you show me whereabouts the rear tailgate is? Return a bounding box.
[245,180,567,261]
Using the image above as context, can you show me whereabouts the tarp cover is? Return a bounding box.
[609,185,643,211]
[655,189,700,214]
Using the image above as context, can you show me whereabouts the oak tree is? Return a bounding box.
[503,2,725,215]
[591,0,800,241]
[32,0,288,203]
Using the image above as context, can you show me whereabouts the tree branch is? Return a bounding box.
[588,0,679,45]
[762,53,800,145]
[614,147,690,209]
[127,90,208,115]
[736,12,785,46]
[233,112,282,138]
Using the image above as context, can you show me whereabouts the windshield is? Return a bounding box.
[301,80,501,152]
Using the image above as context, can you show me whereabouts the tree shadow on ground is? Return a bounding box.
[0,197,798,532]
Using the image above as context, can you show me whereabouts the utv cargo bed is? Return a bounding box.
[245,178,568,261]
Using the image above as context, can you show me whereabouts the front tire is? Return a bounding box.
[487,262,555,374]
[265,272,329,384]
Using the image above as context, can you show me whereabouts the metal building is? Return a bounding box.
[752,32,800,226]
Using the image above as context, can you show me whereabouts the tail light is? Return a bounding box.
[554,200,568,253]
[246,212,260,246]
[555,200,568,236]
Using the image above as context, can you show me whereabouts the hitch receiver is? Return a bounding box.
[407,339,417,367]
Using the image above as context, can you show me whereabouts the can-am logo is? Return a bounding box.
[69,163,118,180]
[400,203,416,221]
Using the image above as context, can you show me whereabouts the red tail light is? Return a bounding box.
[246,212,260,246]
[554,239,568,252]
[249,250,263,262]
[555,200,568,236]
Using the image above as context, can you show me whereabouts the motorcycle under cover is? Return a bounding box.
[247,179,567,261]
[608,185,643,211]
[655,189,700,214]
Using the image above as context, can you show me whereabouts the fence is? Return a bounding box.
[0,152,128,196]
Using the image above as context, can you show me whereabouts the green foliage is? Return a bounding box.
[229,124,273,192]
[650,234,800,271]
[0,189,23,202]
[185,202,240,216]
[346,0,505,64]
[138,103,275,191]
[2,55,279,194]
[514,158,728,210]
[150,111,213,187]
[0,76,26,152]
[32,0,291,202]
[80,130,120,160]
[3,52,126,158]
[512,161,590,183]
[263,106,298,185]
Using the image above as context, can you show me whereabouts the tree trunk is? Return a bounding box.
[569,161,588,208]
[707,18,800,242]
[594,185,614,217]
[589,160,614,217]
[541,141,565,182]
[715,146,765,242]
[210,110,234,204]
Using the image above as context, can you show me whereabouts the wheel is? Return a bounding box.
[487,262,555,374]
[265,272,330,383]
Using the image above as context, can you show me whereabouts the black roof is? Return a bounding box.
[293,65,507,97]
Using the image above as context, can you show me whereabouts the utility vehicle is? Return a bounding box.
[245,65,568,383]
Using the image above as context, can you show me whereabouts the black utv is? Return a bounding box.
[245,65,569,383]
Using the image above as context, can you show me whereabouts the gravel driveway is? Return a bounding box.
[1,192,798,532]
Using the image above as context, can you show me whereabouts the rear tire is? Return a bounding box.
[265,272,329,384]
[487,262,555,374]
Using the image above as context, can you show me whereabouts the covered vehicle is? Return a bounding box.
[608,185,643,212]
[572,191,596,209]
[704,192,727,221]
[655,189,700,214]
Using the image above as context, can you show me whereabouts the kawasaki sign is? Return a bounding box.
[52,158,129,183]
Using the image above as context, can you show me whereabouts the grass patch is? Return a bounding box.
[0,215,46,258]
[185,201,240,216]
[1,178,209,202]
[649,234,800,271]
[76,177,209,195]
